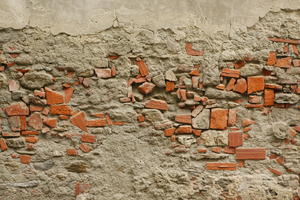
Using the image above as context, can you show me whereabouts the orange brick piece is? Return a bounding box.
[95,68,112,78]
[43,118,57,128]
[175,125,192,134]
[0,138,8,151]
[75,182,91,196]
[210,108,228,130]
[136,59,149,76]
[145,99,168,111]
[64,87,74,103]
[81,134,96,143]
[45,88,64,105]
[70,111,87,132]
[228,109,237,126]
[267,168,283,176]
[164,128,175,136]
[206,163,237,170]
[66,149,77,156]
[20,155,31,164]
[28,112,43,130]
[79,143,91,153]
[235,148,266,160]
[275,57,292,68]
[185,42,204,56]
[175,115,192,124]
[86,119,106,127]
[138,82,155,94]
[5,102,29,116]
[165,81,175,92]
[221,68,240,78]
[247,76,264,94]
[267,51,276,66]
[234,78,247,94]
[267,37,300,44]
[50,105,72,115]
[264,89,275,106]
[228,132,243,147]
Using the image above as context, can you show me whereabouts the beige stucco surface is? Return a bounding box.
[0,0,299,35]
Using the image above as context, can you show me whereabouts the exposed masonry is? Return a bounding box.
[0,10,300,200]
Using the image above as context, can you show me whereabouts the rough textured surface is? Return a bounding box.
[0,9,299,200]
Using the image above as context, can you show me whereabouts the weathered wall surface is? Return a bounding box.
[0,0,300,35]
[0,3,300,200]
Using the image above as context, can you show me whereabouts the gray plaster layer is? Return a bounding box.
[0,0,299,35]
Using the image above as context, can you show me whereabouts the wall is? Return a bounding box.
[0,2,299,200]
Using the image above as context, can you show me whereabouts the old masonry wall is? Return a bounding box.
[0,9,300,200]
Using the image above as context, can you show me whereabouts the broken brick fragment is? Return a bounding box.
[165,81,175,92]
[221,68,240,78]
[21,131,39,136]
[267,37,300,44]
[247,76,264,94]
[136,59,149,76]
[70,111,87,132]
[228,132,243,147]
[242,119,256,127]
[211,147,222,153]
[43,118,57,128]
[45,88,64,105]
[233,78,247,94]
[5,102,29,116]
[192,129,202,136]
[20,155,31,164]
[175,115,192,124]
[95,68,112,78]
[235,148,266,160]
[210,108,228,130]
[228,109,237,127]
[145,99,168,111]
[25,136,39,143]
[275,57,292,68]
[50,105,72,115]
[291,44,299,55]
[206,163,237,170]
[66,149,77,156]
[138,82,155,94]
[79,143,91,153]
[0,138,8,151]
[75,182,91,196]
[267,51,276,66]
[264,89,275,106]
[185,43,204,56]
[86,119,106,127]
[64,87,74,103]
[28,112,43,130]
[175,125,192,134]
[164,128,175,136]
[225,78,236,91]
[81,134,96,143]
[267,168,283,176]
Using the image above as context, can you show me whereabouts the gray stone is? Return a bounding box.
[203,66,220,86]
[0,181,39,188]
[200,130,228,146]
[165,69,177,81]
[33,160,55,171]
[20,71,53,89]
[240,64,263,77]
[177,135,196,147]
[192,109,210,129]
[0,73,7,89]
[142,109,164,122]
[191,153,229,160]
[272,122,289,139]
[205,87,242,99]
[75,66,94,77]
[6,138,26,148]
[65,161,89,173]
[11,90,25,100]
[152,73,165,87]
[275,93,300,104]
[15,54,33,65]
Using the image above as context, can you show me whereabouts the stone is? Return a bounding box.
[33,160,54,171]
[165,69,177,81]
[272,122,289,139]
[142,109,164,122]
[176,135,196,147]
[20,71,53,89]
[152,73,165,87]
[240,64,263,77]
[275,93,300,104]
[200,130,228,146]
[205,87,242,99]
[28,112,43,130]
[5,102,29,116]
[65,161,89,173]
[203,66,220,86]
[6,138,26,148]
[192,109,210,129]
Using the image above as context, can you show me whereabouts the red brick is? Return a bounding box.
[198,148,207,153]
[234,60,246,69]
[165,81,175,92]
[234,78,247,94]
[267,167,283,176]
[178,89,187,101]
[66,149,77,156]
[86,119,106,127]
[275,57,292,68]
[136,59,149,76]
[291,44,299,55]
[175,125,192,134]
[28,112,43,130]
[70,111,87,132]
[137,114,145,122]
[225,78,236,91]
[43,118,57,128]
[244,104,263,108]
[145,99,168,111]
[50,105,72,115]
[210,108,228,130]
[81,134,96,143]
[79,143,91,153]
[75,182,91,196]
[164,128,175,136]
[192,129,202,136]
[5,102,29,116]
[95,68,112,78]
[223,146,235,154]
[45,88,64,105]
[29,105,43,112]
[235,148,266,160]
[20,155,31,164]
[247,76,264,94]
[8,80,19,92]
[34,90,46,98]
[25,136,39,143]
[216,84,225,90]
[175,115,192,124]
[111,66,117,77]
[228,109,237,127]
[138,82,155,94]
[8,116,22,131]
[228,132,243,147]
[265,83,282,90]
[185,43,204,56]
[21,131,39,135]
[267,51,276,66]
[211,147,222,153]
[242,119,256,127]
[0,138,8,151]
[64,87,74,103]
[268,37,300,44]
[0,66,5,71]
[206,163,237,170]
[264,89,275,106]
[293,59,300,67]
[221,68,240,78]
[189,69,200,76]
[2,132,20,137]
